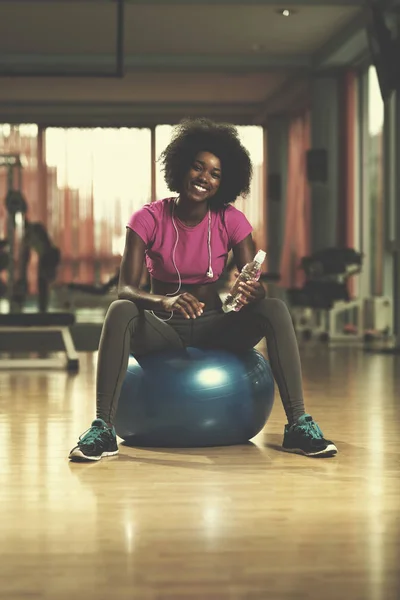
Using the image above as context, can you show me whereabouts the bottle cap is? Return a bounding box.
[254,250,266,265]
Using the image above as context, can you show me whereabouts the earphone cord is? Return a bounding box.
[151,196,212,322]
[150,198,181,322]
[206,208,213,278]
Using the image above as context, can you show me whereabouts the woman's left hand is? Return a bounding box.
[235,275,265,307]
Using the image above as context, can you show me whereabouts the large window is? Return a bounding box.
[1,123,266,290]
[45,127,152,282]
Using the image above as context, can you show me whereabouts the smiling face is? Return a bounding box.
[181,151,222,204]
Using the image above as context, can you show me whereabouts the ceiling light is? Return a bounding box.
[277,8,294,17]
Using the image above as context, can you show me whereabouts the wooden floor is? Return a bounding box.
[0,342,399,600]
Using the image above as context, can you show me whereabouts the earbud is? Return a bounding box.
[207,268,214,279]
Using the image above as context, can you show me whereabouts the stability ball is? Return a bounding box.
[114,347,275,447]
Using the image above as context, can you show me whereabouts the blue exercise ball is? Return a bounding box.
[114,347,275,447]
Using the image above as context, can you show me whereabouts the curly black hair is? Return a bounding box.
[159,118,253,207]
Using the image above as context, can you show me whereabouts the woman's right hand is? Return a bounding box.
[161,293,205,319]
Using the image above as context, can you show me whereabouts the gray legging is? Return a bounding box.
[96,298,305,426]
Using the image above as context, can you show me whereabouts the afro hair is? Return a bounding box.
[159,118,253,206]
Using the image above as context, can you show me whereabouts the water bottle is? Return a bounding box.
[222,250,266,313]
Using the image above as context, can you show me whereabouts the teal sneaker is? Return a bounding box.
[69,419,119,462]
[282,414,337,457]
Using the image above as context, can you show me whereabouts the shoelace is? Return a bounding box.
[296,419,324,440]
[79,425,107,446]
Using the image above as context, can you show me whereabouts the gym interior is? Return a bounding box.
[0,1,399,599]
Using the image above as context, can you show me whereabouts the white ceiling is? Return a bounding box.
[0,0,368,125]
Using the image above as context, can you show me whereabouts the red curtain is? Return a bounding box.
[0,125,42,293]
[279,113,311,289]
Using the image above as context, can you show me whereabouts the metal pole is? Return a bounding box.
[6,165,15,311]
[393,90,400,348]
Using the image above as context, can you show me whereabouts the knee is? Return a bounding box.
[104,299,140,326]
[252,298,292,323]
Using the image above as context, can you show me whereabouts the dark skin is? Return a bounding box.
[118,151,265,318]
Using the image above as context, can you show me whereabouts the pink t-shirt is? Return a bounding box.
[127,197,253,284]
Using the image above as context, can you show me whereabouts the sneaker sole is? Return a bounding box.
[68,449,119,462]
[282,443,338,457]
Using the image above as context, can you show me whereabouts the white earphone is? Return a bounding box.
[151,197,213,322]
[205,208,214,279]
[171,197,213,281]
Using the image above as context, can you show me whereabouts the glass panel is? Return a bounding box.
[45,127,151,283]
[155,124,175,201]
[235,126,265,249]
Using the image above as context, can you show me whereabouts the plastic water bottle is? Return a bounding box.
[222,250,266,313]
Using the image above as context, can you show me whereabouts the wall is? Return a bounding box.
[309,76,340,253]
[266,117,289,275]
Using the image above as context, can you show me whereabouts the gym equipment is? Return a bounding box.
[0,312,79,371]
[1,154,62,312]
[67,271,119,295]
[0,279,7,298]
[0,154,28,312]
[0,248,9,271]
[5,189,27,215]
[0,239,7,299]
[53,269,148,313]
[287,247,365,343]
[363,296,393,343]
[52,270,120,313]
[0,154,79,371]
[17,219,61,312]
[114,347,275,447]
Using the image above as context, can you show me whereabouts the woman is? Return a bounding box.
[69,118,337,462]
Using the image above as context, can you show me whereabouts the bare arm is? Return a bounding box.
[232,234,256,271]
[117,228,165,310]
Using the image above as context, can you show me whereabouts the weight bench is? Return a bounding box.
[0,312,79,371]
